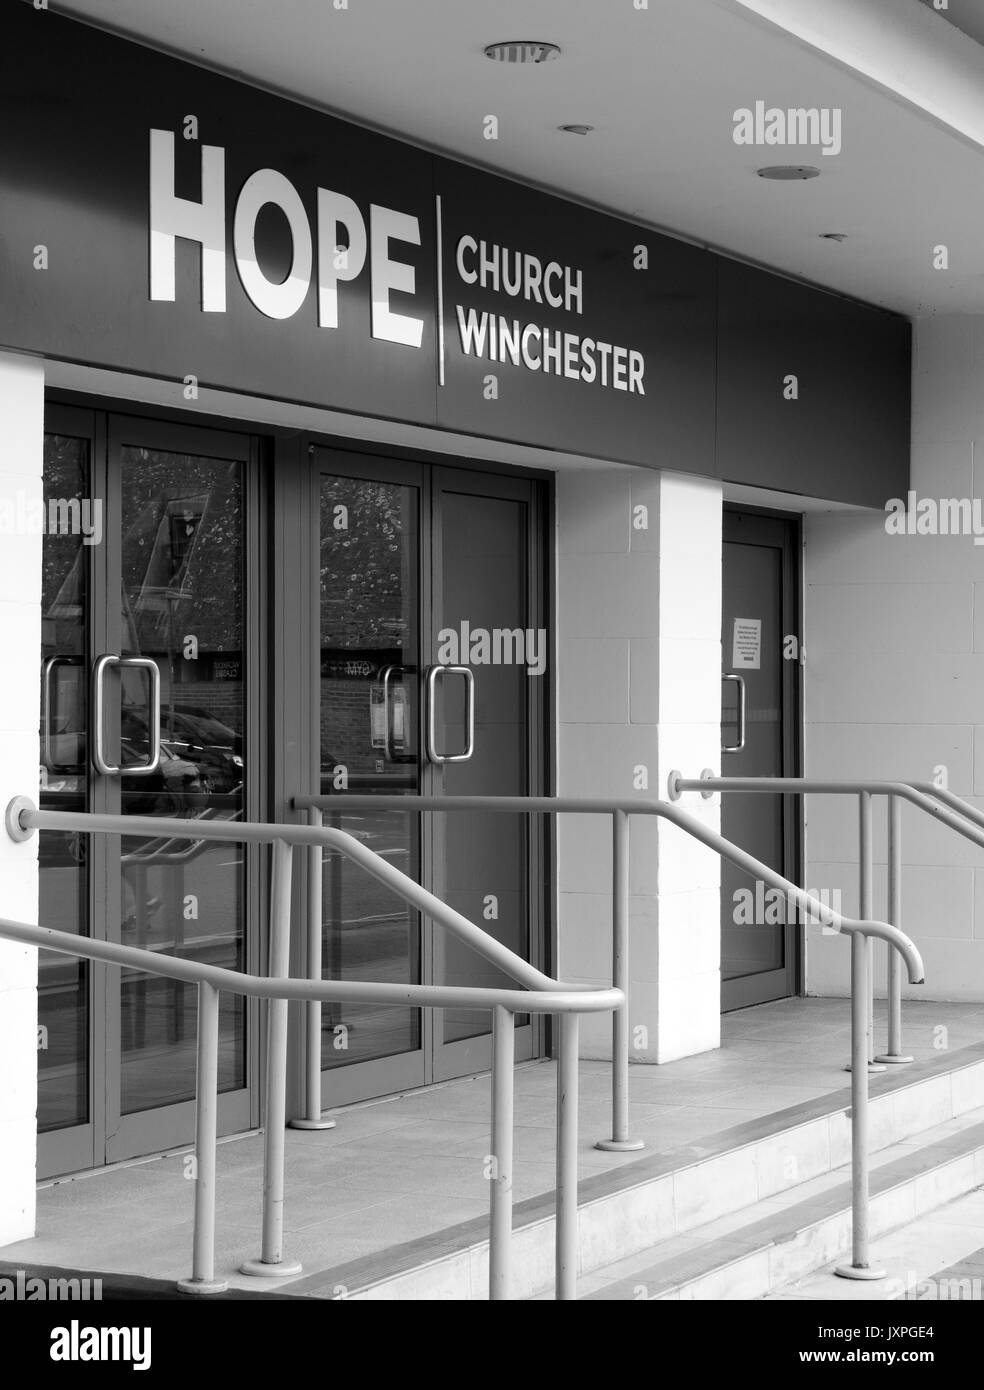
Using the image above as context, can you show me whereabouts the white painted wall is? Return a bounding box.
[0,352,43,1243]
[804,316,984,1002]
[555,466,722,1062]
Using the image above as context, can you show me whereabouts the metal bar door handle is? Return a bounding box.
[42,655,84,770]
[92,654,162,777]
[721,673,746,754]
[426,665,475,764]
[379,664,404,762]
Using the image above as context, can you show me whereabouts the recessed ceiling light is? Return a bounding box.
[757,165,821,181]
[559,124,594,135]
[820,232,848,242]
[484,41,561,64]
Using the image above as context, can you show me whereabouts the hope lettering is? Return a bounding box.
[148,129,423,347]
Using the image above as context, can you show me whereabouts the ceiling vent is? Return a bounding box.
[756,165,821,181]
[483,41,561,64]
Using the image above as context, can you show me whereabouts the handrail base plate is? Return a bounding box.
[176,1277,229,1296]
[5,795,36,843]
[240,1258,303,1278]
[834,1264,887,1281]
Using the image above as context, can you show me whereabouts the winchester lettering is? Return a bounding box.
[454,235,647,394]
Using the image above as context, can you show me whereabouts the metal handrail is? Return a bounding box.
[293,794,921,966]
[10,798,567,996]
[667,771,984,1066]
[669,771,978,1283]
[668,773,984,852]
[7,795,619,1301]
[0,914,615,1301]
[0,916,619,1015]
[904,781,984,837]
[293,791,924,1280]
[120,808,239,867]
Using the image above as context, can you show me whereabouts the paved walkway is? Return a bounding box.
[4,998,982,1292]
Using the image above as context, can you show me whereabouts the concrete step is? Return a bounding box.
[576,1109,984,1300]
[766,1185,984,1301]
[0,1260,320,1300]
[282,1041,984,1300]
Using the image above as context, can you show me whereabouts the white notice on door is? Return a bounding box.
[732,618,762,670]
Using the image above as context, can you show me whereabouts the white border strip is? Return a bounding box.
[435,193,445,387]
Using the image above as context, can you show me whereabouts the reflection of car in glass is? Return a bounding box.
[39,739,209,866]
[170,707,242,757]
[123,708,243,796]
[120,740,211,818]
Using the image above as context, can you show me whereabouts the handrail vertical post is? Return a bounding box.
[241,837,303,1278]
[876,795,913,1065]
[860,792,873,1065]
[289,807,336,1129]
[489,1004,515,1300]
[555,1011,580,1301]
[834,930,886,1281]
[849,792,885,1074]
[596,809,643,1152]
[177,979,227,1294]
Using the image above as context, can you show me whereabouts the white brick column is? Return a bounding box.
[555,466,722,1063]
[0,351,43,1244]
[652,475,722,1060]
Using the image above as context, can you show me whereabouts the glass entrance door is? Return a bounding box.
[39,406,258,1177]
[312,449,547,1105]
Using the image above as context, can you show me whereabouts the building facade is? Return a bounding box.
[1,0,980,1257]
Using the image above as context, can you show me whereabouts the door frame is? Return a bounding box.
[43,388,556,1153]
[38,401,103,1179]
[295,441,550,1110]
[302,446,429,1105]
[721,504,803,1011]
[38,401,263,1177]
[428,464,548,1082]
[104,412,259,1162]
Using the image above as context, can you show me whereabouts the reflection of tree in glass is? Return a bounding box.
[320,479,410,648]
[120,450,243,653]
[42,435,88,651]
